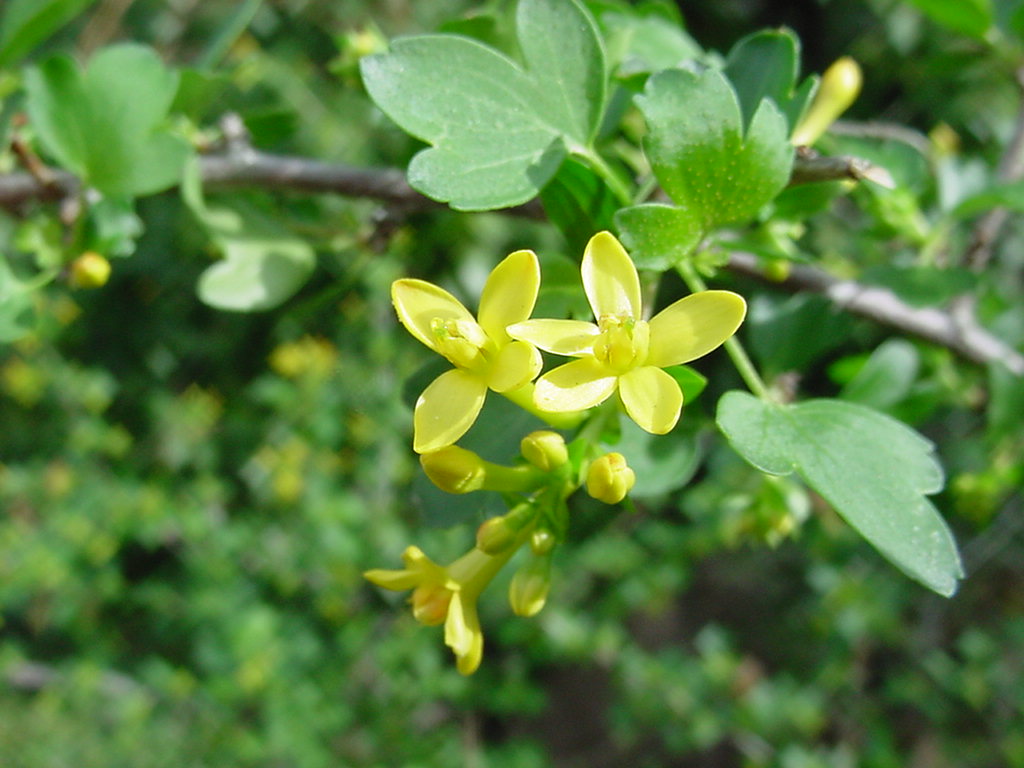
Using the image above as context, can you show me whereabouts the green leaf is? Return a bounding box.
[635,67,793,234]
[0,257,38,342]
[861,264,977,308]
[664,364,708,404]
[717,391,963,596]
[614,202,702,270]
[183,162,315,312]
[360,0,606,210]
[747,294,853,375]
[904,0,992,39]
[838,339,920,411]
[596,5,702,77]
[24,43,189,197]
[540,157,619,255]
[0,0,98,68]
[950,178,1024,218]
[723,28,818,132]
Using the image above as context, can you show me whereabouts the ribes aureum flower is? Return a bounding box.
[508,232,746,434]
[364,543,519,675]
[392,249,542,453]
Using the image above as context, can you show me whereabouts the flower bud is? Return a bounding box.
[791,56,862,147]
[476,516,517,554]
[68,251,111,289]
[476,502,537,554]
[509,553,551,617]
[520,430,568,472]
[530,527,555,556]
[420,446,486,494]
[585,452,636,504]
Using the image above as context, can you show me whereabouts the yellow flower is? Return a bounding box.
[508,232,746,434]
[364,544,517,675]
[392,249,542,453]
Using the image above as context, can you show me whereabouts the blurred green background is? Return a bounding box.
[2,1,1023,766]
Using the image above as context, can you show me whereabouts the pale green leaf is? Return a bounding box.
[24,43,189,197]
[717,391,963,596]
[360,0,605,210]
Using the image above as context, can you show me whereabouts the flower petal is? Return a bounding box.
[445,592,484,675]
[487,340,542,392]
[363,567,420,591]
[414,368,487,453]
[534,358,618,412]
[392,279,475,352]
[582,231,642,320]
[618,366,683,434]
[646,290,747,367]
[507,318,599,355]
[477,249,540,344]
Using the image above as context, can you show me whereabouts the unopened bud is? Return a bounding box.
[586,452,636,504]
[68,251,111,289]
[476,502,537,554]
[509,553,551,617]
[420,446,485,494]
[476,516,517,554]
[530,528,555,556]
[791,56,862,147]
[520,431,568,471]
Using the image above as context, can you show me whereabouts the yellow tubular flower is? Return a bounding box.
[392,249,542,453]
[364,543,519,675]
[508,232,747,434]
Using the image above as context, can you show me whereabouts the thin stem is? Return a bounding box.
[677,261,773,402]
[576,148,634,207]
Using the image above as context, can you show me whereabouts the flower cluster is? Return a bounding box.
[366,232,746,673]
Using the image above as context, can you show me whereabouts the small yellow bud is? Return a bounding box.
[476,516,517,554]
[585,452,636,504]
[509,554,551,617]
[68,252,111,289]
[520,430,568,471]
[420,446,486,494]
[791,56,862,147]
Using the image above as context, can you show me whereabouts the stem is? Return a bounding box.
[576,148,634,207]
[677,262,773,402]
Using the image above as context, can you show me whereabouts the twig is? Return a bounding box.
[0,154,1019,372]
[728,251,1024,374]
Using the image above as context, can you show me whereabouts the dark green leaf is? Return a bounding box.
[904,0,992,39]
[540,157,619,254]
[747,294,853,375]
[613,415,702,498]
[717,391,963,596]
[723,28,818,132]
[360,0,605,210]
[0,0,98,67]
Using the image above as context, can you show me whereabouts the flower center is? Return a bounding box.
[411,582,453,626]
[430,317,493,370]
[592,314,649,373]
